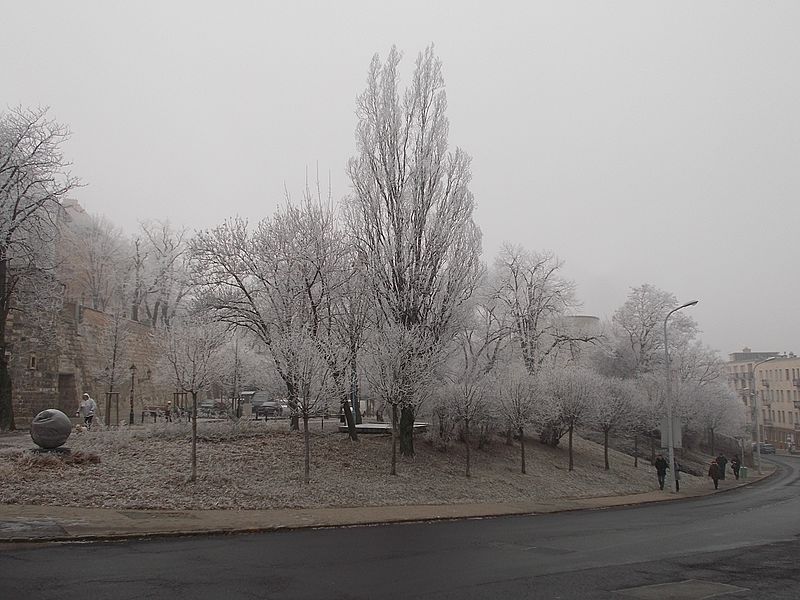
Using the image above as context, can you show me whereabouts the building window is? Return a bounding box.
[28,354,37,370]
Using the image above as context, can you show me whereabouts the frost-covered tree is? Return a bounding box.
[347,45,482,457]
[681,381,745,455]
[161,317,227,482]
[445,289,509,475]
[0,106,79,430]
[496,366,541,474]
[191,194,358,436]
[333,255,373,426]
[61,213,127,311]
[136,221,190,328]
[592,376,637,470]
[633,372,669,463]
[445,367,491,478]
[611,284,697,375]
[491,245,596,375]
[366,324,435,475]
[546,367,601,471]
[674,341,725,386]
[94,305,131,426]
[272,330,335,483]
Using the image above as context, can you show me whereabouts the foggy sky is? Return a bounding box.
[4,1,799,356]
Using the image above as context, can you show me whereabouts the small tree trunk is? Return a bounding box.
[634,434,639,468]
[465,418,471,478]
[650,434,655,463]
[568,424,574,471]
[519,426,526,474]
[190,391,197,482]
[288,392,300,431]
[710,428,715,456]
[506,426,513,446]
[391,404,398,476]
[399,405,415,457]
[303,414,310,484]
[341,395,358,442]
[350,354,362,425]
[604,428,610,470]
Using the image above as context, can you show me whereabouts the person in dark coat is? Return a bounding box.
[708,460,720,489]
[716,454,728,480]
[673,460,681,492]
[731,455,741,480]
[654,454,668,490]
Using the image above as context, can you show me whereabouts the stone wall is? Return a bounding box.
[9,302,180,427]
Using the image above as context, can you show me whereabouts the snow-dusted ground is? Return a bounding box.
[0,420,701,510]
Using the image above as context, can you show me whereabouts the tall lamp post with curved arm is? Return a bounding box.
[664,300,698,493]
[751,356,776,475]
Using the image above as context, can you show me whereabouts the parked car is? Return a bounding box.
[255,401,283,418]
[248,391,284,419]
[752,442,776,454]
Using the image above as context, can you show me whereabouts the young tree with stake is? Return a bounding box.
[272,330,335,483]
[161,317,227,482]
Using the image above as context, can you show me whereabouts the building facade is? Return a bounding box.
[8,301,176,427]
[727,347,800,448]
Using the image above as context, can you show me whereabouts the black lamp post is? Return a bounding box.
[129,363,137,425]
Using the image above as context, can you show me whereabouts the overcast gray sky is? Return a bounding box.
[4,1,799,356]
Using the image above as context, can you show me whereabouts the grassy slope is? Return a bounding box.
[0,420,705,510]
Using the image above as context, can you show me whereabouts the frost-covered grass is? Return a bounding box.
[0,421,702,510]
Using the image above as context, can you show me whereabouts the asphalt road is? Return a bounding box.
[2,456,799,600]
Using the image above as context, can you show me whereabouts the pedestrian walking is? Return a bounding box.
[76,393,97,430]
[708,460,720,489]
[673,460,681,492]
[716,454,728,480]
[731,455,741,480]
[654,454,668,490]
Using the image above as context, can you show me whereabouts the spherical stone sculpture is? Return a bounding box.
[30,409,73,449]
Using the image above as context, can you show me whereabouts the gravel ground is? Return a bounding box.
[0,419,703,510]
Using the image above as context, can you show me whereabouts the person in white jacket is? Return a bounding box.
[76,393,98,429]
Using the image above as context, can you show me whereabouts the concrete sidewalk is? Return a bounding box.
[0,471,771,544]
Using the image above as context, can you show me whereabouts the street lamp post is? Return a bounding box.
[751,356,776,475]
[663,300,698,493]
[129,363,137,426]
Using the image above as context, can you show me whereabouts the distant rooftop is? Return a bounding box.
[728,347,797,362]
